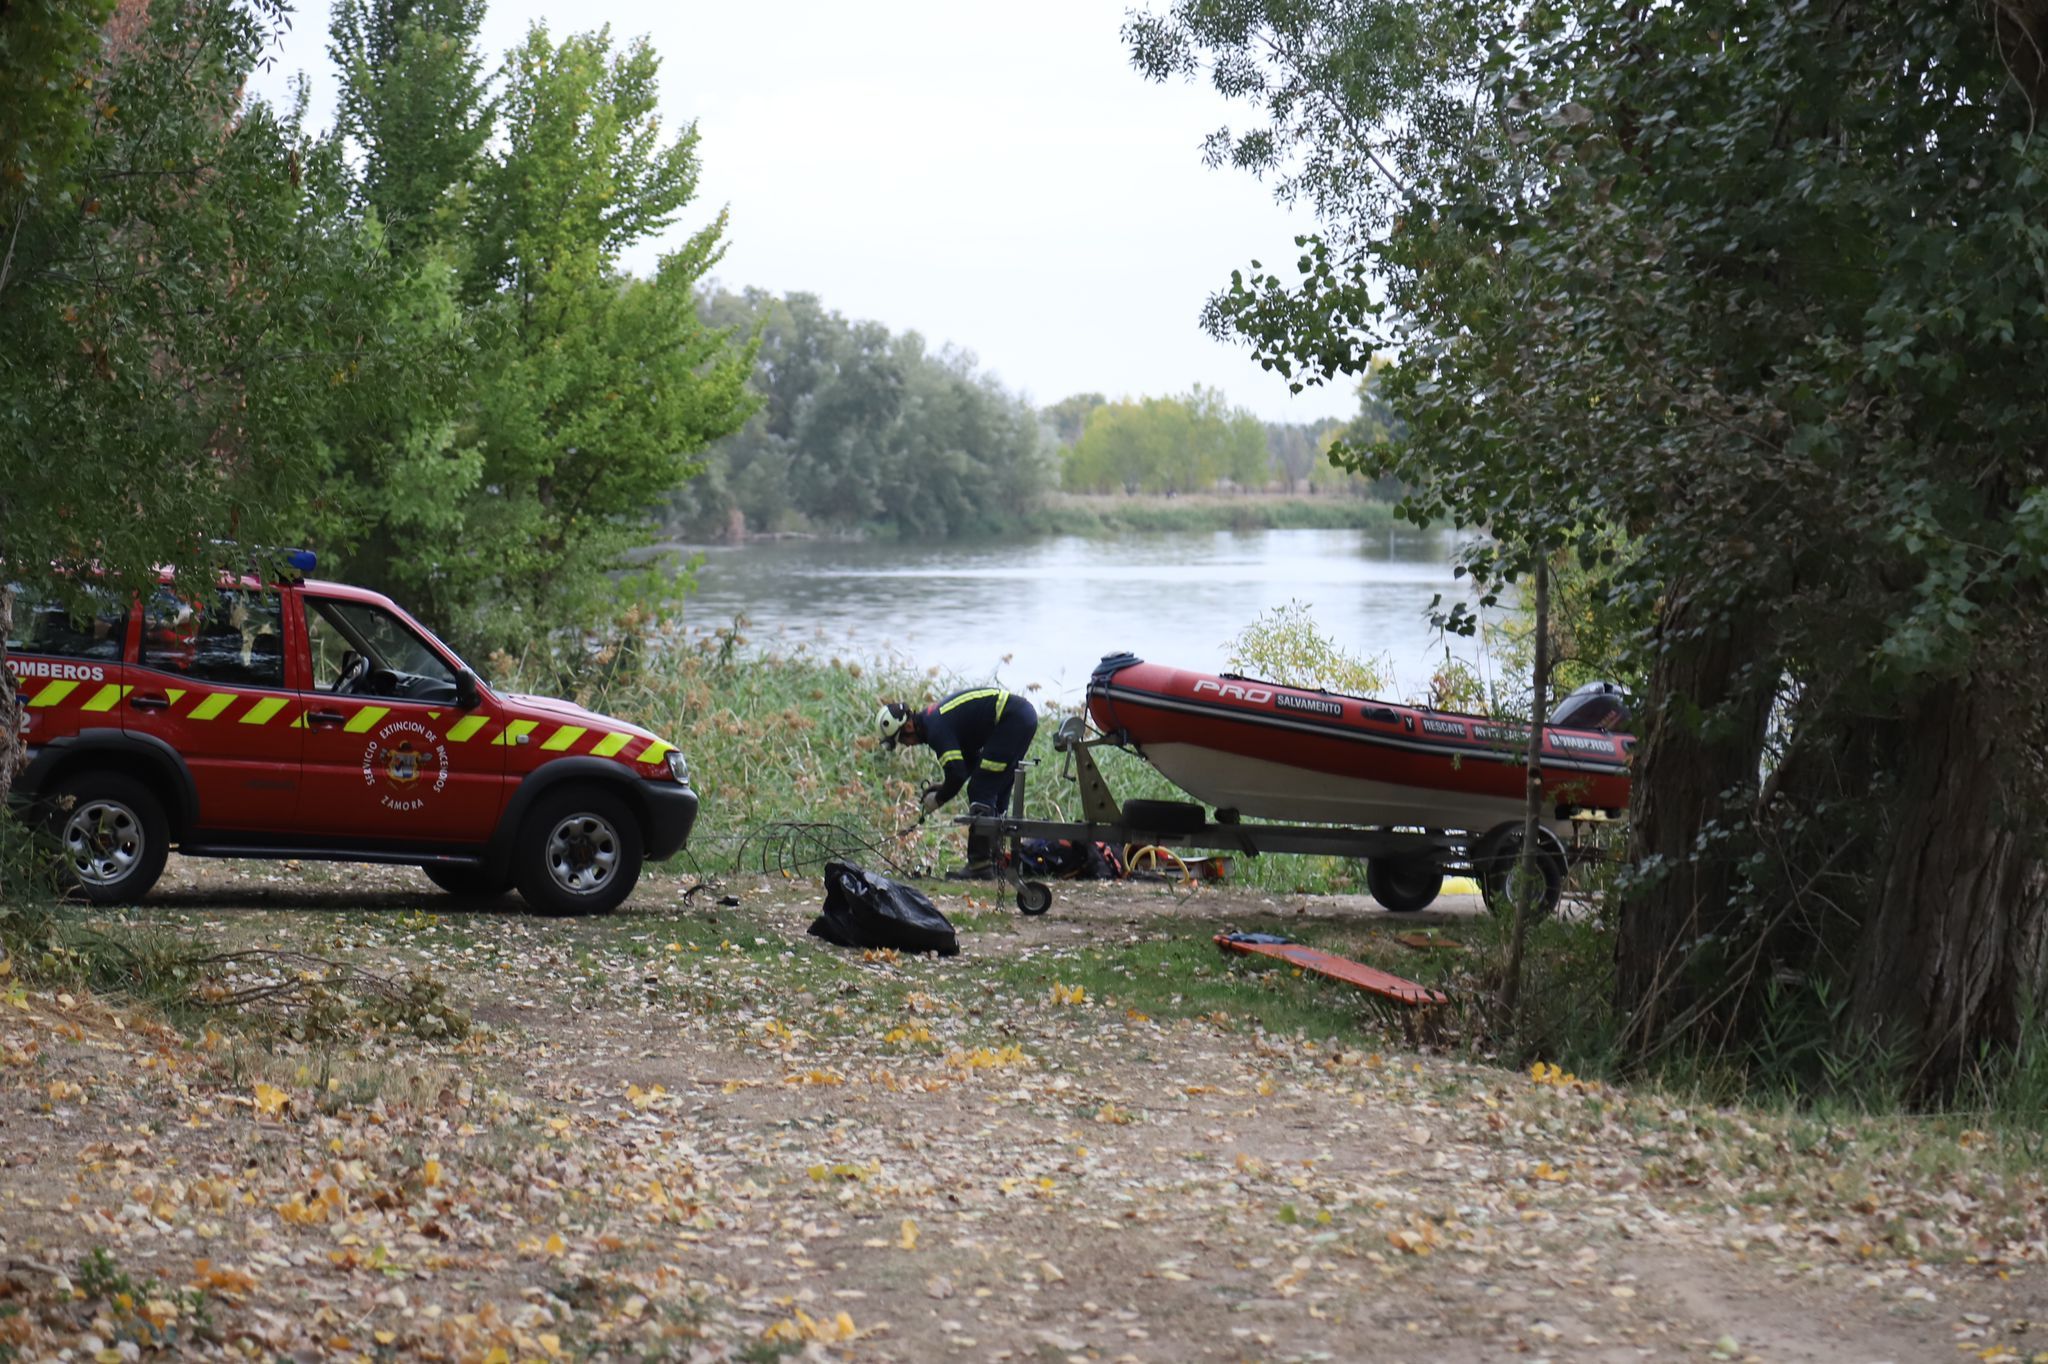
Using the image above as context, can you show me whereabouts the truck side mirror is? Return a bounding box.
[455,669,482,710]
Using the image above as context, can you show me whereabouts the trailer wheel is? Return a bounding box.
[1017,881,1054,917]
[1366,856,1443,913]
[1474,823,1566,920]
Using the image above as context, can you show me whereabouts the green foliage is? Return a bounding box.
[1128,0,2048,1099]
[665,290,1050,541]
[1225,600,1388,697]
[0,0,118,227]
[0,0,400,631]
[329,0,491,252]
[318,16,756,655]
[1492,537,1645,705]
[459,24,755,644]
[1061,387,1267,494]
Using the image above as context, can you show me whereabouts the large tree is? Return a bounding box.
[1061,387,1268,494]
[322,18,756,654]
[668,289,1051,541]
[329,0,491,254]
[0,0,401,809]
[1131,0,2048,1099]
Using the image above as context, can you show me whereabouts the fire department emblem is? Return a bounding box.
[361,718,450,813]
[379,739,424,789]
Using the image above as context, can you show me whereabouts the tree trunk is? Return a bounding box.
[1616,582,1773,1058]
[1499,556,1549,1023]
[1846,677,2048,1101]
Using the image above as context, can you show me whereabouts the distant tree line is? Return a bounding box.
[1045,367,1400,498]
[660,291,1053,541]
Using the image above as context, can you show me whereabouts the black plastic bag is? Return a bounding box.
[809,861,960,956]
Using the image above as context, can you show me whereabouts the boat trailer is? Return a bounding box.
[957,717,1596,918]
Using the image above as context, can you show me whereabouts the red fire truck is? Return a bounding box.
[8,555,697,916]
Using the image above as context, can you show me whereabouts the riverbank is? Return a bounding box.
[1018,492,1397,537]
[561,642,1376,896]
[669,492,1401,545]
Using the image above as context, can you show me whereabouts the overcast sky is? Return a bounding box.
[246,0,1358,425]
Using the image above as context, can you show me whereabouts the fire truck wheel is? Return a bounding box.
[52,772,170,906]
[514,786,643,917]
[422,864,513,902]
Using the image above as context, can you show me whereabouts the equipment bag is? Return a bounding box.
[1015,838,1126,881]
[808,861,960,956]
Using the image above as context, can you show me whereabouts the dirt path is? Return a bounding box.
[2,857,2042,1361]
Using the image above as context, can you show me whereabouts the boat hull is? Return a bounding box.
[1086,656,1631,833]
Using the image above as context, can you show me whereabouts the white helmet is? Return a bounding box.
[875,701,911,747]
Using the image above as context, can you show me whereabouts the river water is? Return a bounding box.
[666,526,1503,707]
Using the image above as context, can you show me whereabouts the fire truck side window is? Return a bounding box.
[5,588,128,660]
[142,589,286,688]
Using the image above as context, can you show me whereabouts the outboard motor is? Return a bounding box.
[1549,680,1631,733]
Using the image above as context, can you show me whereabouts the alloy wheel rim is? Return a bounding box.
[544,812,620,895]
[62,798,143,887]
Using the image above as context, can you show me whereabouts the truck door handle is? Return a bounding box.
[307,710,346,728]
[130,693,171,711]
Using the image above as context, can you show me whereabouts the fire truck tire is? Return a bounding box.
[513,786,643,918]
[51,772,170,906]
[422,864,514,902]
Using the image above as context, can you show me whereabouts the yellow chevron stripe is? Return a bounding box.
[80,684,132,712]
[637,740,674,765]
[291,714,309,729]
[590,731,631,758]
[445,715,490,743]
[492,719,537,746]
[187,692,234,721]
[28,680,79,708]
[239,696,288,725]
[542,725,587,752]
[165,688,186,705]
[343,706,389,734]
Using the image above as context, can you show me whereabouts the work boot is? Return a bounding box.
[952,815,1001,882]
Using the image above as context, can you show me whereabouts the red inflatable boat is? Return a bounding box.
[1085,654,1632,833]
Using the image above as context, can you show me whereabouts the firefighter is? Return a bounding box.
[877,686,1038,874]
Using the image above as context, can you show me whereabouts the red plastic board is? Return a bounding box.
[1215,935,1450,1008]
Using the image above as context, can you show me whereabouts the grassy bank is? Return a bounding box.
[558,638,1376,895]
[688,492,1408,543]
[1018,491,1399,536]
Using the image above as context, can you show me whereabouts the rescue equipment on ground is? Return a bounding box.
[1012,838,1124,881]
[808,861,960,956]
[1215,932,1448,1008]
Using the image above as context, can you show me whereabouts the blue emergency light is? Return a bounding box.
[285,548,318,574]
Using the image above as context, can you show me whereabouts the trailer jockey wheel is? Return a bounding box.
[1366,856,1445,913]
[1474,822,1567,920]
[1017,881,1054,916]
